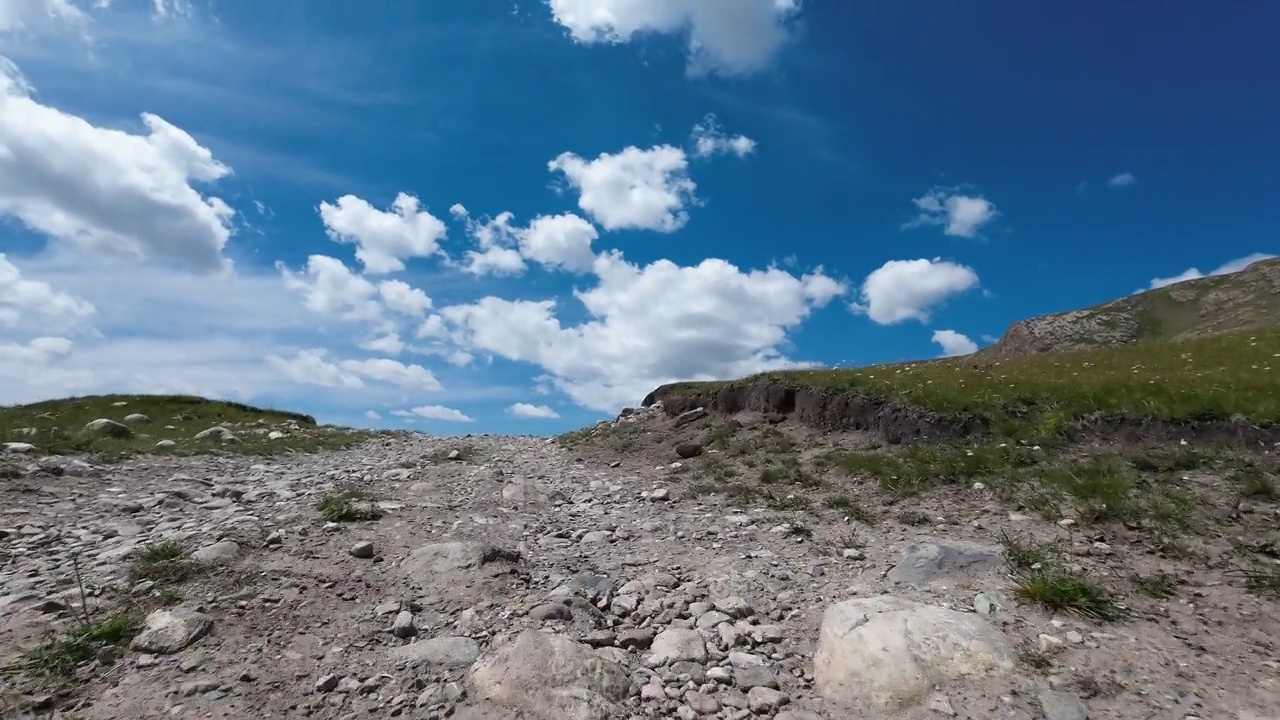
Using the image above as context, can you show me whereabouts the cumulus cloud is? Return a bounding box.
[392,404,473,422]
[851,258,980,325]
[905,187,999,239]
[690,114,756,159]
[440,252,846,411]
[0,335,73,363]
[931,329,978,357]
[457,210,600,276]
[546,0,800,76]
[0,60,236,271]
[0,252,96,328]
[549,145,696,233]
[1108,172,1136,188]
[266,349,442,391]
[318,193,448,274]
[508,402,560,419]
[1147,252,1276,290]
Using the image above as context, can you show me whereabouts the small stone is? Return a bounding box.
[747,686,789,713]
[391,611,417,638]
[315,674,339,692]
[351,541,375,559]
[675,442,703,459]
[649,488,671,502]
[1038,689,1089,720]
[130,608,213,654]
[192,540,240,565]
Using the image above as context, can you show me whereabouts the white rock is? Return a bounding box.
[813,595,1014,714]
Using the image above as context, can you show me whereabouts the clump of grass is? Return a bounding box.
[0,462,22,479]
[1129,448,1214,473]
[999,531,1125,621]
[704,422,737,450]
[1133,572,1179,598]
[758,459,822,488]
[128,541,204,584]
[1227,566,1280,598]
[20,612,142,681]
[317,487,382,522]
[824,494,878,524]
[1235,469,1278,500]
[768,494,809,512]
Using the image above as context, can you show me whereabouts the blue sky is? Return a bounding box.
[0,0,1275,434]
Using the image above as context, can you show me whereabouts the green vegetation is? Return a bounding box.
[657,330,1280,441]
[18,612,141,681]
[1000,531,1125,621]
[128,541,205,585]
[317,487,383,522]
[0,394,371,461]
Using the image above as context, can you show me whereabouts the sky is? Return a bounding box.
[0,0,1276,434]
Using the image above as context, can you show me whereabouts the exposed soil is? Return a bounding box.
[643,381,1280,447]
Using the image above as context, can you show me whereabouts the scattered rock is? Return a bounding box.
[84,418,132,438]
[350,541,376,559]
[468,630,630,719]
[674,442,703,459]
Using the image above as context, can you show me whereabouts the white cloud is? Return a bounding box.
[508,402,560,419]
[266,349,442,391]
[851,258,980,325]
[392,404,473,422]
[549,145,696,233]
[931,329,978,357]
[519,213,599,272]
[440,252,846,412]
[1108,172,1136,188]
[690,114,756,159]
[459,210,600,276]
[279,255,383,322]
[364,410,381,420]
[0,59,236,271]
[377,279,432,316]
[905,187,999,239]
[0,0,87,33]
[0,335,72,363]
[359,333,405,355]
[318,192,448,274]
[546,0,800,76]
[1147,252,1276,290]
[0,252,96,328]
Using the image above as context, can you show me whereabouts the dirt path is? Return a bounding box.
[2,422,1278,719]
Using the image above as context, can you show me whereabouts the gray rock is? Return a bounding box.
[673,407,708,427]
[130,608,212,654]
[154,440,177,453]
[813,595,1014,714]
[529,603,574,622]
[390,636,481,667]
[2,442,34,454]
[122,413,152,425]
[695,610,732,629]
[192,540,240,565]
[468,630,630,720]
[1038,690,1089,720]
[886,541,1004,585]
[646,628,707,666]
[674,442,703,459]
[617,627,656,650]
[747,686,789,713]
[391,610,417,638]
[401,541,520,580]
[84,418,132,438]
[350,541,375,559]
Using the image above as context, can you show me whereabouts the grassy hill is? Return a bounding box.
[977,256,1279,358]
[0,394,367,461]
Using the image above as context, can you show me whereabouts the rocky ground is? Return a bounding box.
[2,405,1279,719]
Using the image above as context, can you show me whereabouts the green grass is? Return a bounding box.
[1000,531,1125,621]
[0,394,371,461]
[317,487,383,522]
[18,612,141,683]
[655,330,1280,441]
[128,541,205,585]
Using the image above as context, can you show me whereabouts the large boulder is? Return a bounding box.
[84,418,132,439]
[467,630,630,720]
[813,595,1014,714]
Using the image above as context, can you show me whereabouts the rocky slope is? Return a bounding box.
[3,403,1278,719]
[977,256,1280,359]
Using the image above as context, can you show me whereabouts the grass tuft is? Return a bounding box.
[317,487,383,522]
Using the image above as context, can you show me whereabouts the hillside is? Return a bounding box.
[977,256,1280,359]
[2,337,1278,720]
